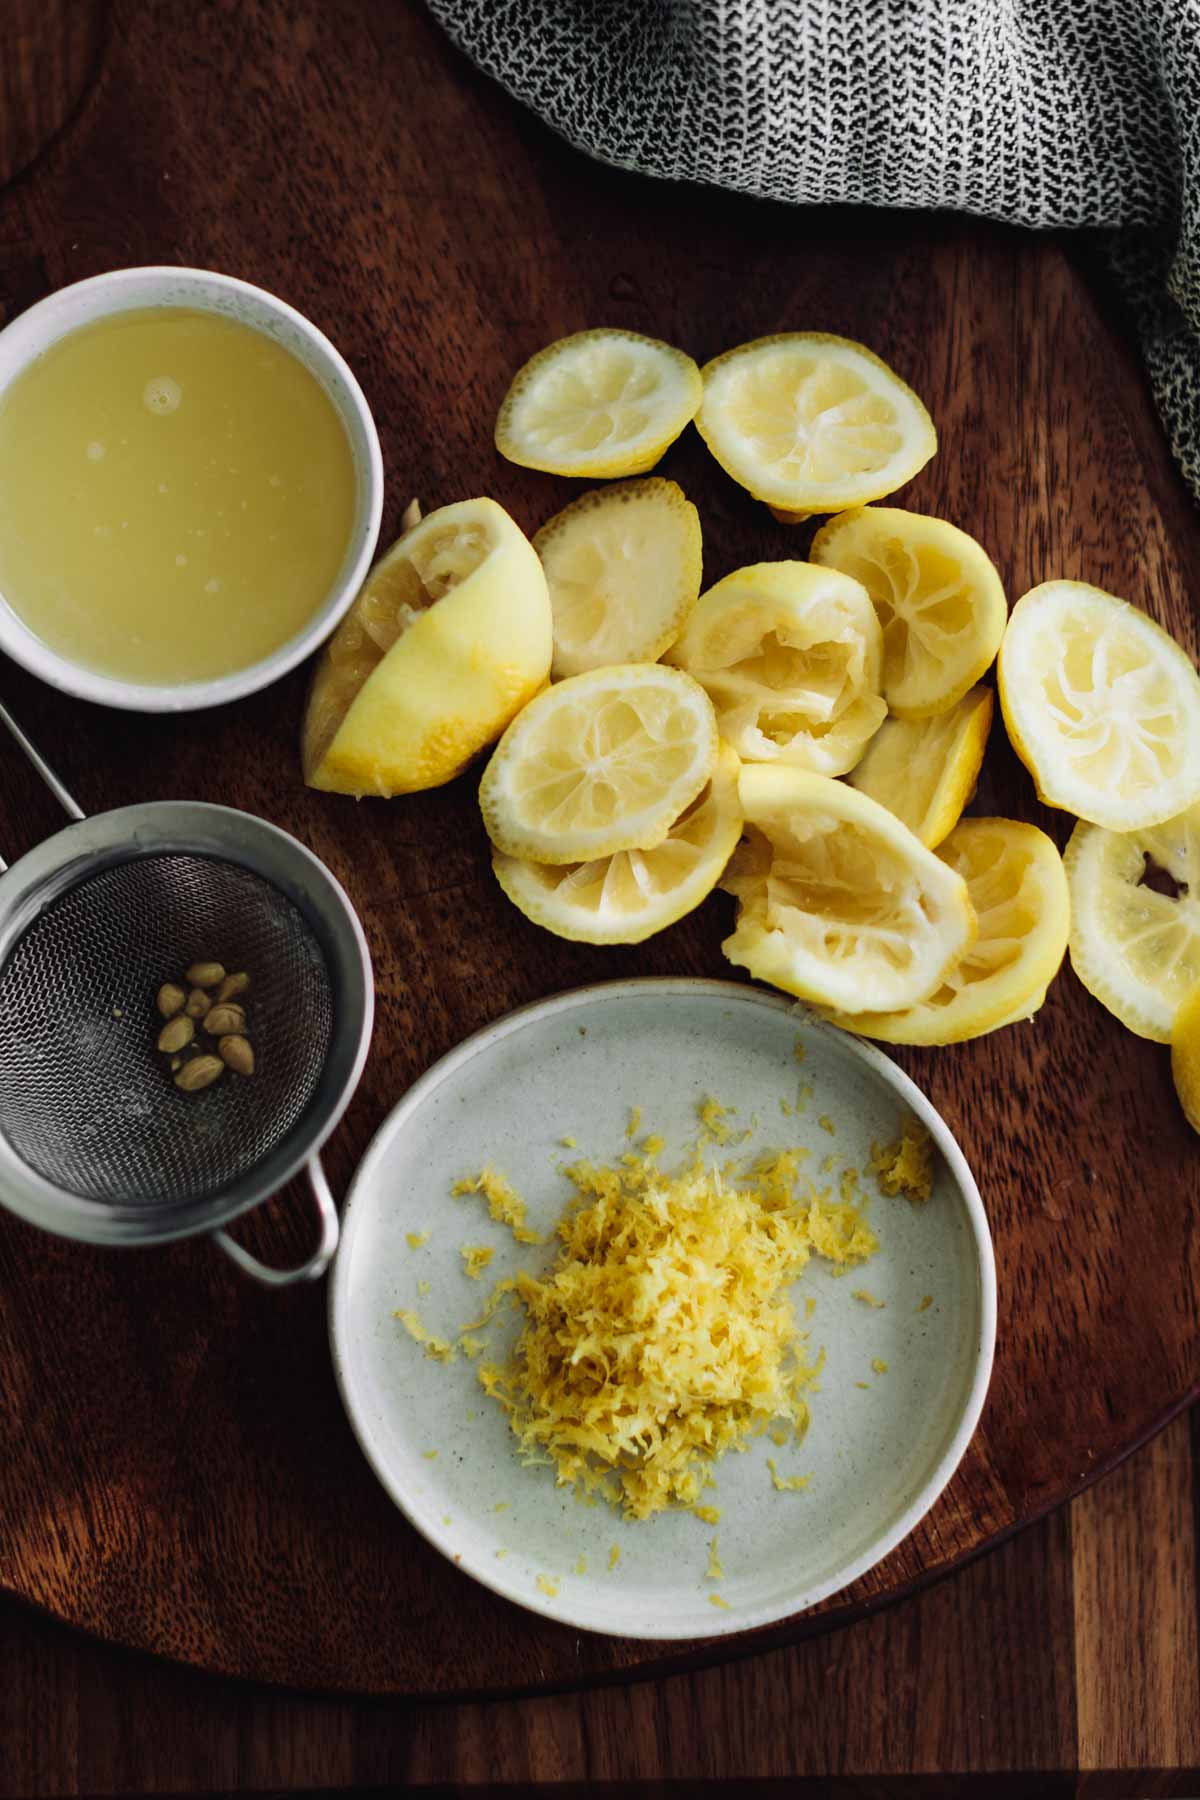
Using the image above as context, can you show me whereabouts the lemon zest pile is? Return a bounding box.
[871,1115,934,1202]
[474,1144,876,1520]
[453,1167,546,1244]
[460,1243,495,1280]
[394,1307,457,1363]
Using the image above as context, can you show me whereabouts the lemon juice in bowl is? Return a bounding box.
[0,305,358,686]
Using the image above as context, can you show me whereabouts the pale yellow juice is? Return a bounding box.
[0,307,357,683]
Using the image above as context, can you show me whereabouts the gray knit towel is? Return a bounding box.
[427,0,1200,508]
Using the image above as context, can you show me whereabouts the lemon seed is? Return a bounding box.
[174,1055,224,1092]
[157,1015,194,1054]
[185,988,211,1018]
[218,1034,254,1075]
[156,982,186,1018]
[215,971,250,1003]
[203,1003,245,1036]
[185,961,225,988]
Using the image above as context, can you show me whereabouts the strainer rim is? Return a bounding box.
[0,801,373,1244]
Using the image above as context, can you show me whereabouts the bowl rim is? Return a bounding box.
[328,975,997,1641]
[0,264,384,713]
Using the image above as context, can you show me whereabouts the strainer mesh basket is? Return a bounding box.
[0,853,333,1205]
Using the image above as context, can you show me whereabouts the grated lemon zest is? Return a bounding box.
[474,1141,876,1519]
[394,1307,456,1362]
[454,1166,547,1244]
[766,1457,810,1492]
[406,1230,430,1250]
[870,1115,934,1202]
[460,1243,495,1280]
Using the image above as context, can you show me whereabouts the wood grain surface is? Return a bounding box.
[3,1410,1198,1793]
[0,0,1198,1700]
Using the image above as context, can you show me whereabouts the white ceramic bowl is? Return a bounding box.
[0,266,383,712]
[330,979,996,1641]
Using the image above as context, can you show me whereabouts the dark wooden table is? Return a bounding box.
[3,1411,1199,1793]
[2,0,1200,1788]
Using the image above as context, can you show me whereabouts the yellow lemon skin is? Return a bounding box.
[997,580,1200,832]
[304,498,552,797]
[492,743,743,945]
[823,818,1070,1045]
[848,687,994,848]
[720,763,976,1014]
[1170,981,1200,1135]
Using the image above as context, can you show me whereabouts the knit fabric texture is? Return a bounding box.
[427,0,1200,505]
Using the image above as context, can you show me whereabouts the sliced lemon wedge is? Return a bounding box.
[664,561,885,776]
[998,581,1200,830]
[1170,981,1200,1134]
[495,329,702,478]
[1064,806,1200,1042]
[303,498,551,796]
[695,333,936,517]
[848,686,994,847]
[809,507,1007,718]
[479,662,718,864]
[826,818,1069,1044]
[720,765,976,1012]
[534,477,702,678]
[493,743,743,944]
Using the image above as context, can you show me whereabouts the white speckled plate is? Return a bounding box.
[329,979,995,1640]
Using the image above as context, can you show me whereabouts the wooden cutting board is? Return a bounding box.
[0,0,1196,1700]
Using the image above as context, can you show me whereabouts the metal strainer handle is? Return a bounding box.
[0,698,85,867]
[213,1154,339,1286]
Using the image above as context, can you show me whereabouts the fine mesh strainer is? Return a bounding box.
[0,702,373,1285]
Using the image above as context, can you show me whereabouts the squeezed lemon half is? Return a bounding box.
[696,333,936,517]
[535,477,702,677]
[495,329,702,478]
[479,661,718,865]
[810,507,1007,718]
[720,764,976,1013]
[998,581,1200,831]
[1064,805,1200,1042]
[1170,981,1200,1134]
[492,743,743,943]
[303,498,552,797]
[848,686,994,847]
[665,561,885,776]
[826,818,1070,1044]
